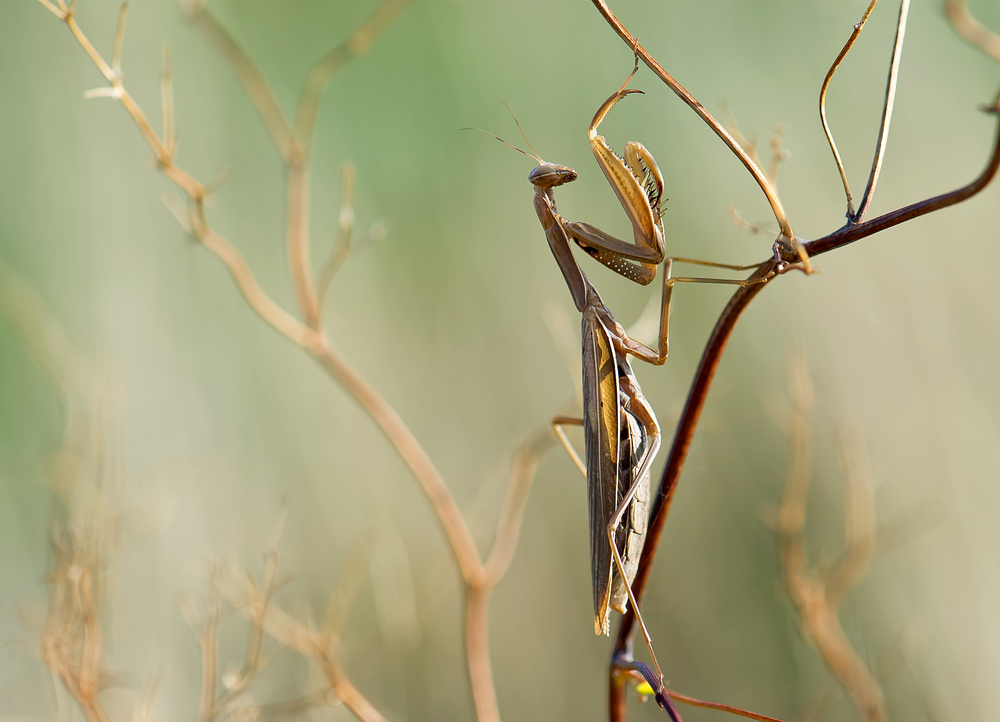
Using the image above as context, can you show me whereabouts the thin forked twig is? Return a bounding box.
[855,0,911,222]
[819,0,879,218]
[187,0,416,331]
[222,563,389,722]
[820,0,910,223]
[195,519,388,722]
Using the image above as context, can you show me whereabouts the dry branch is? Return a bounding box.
[772,354,885,722]
[591,2,1000,719]
[32,3,567,720]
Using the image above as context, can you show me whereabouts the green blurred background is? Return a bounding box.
[1,0,999,719]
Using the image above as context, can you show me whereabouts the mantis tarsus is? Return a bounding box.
[473,57,771,702]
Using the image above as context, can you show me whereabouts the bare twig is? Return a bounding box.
[199,566,222,722]
[221,558,389,722]
[466,428,557,722]
[667,689,785,722]
[819,0,879,217]
[0,261,126,722]
[188,0,417,331]
[183,3,295,158]
[161,47,176,160]
[773,357,885,722]
[482,429,556,586]
[31,6,569,720]
[295,0,418,149]
[320,532,376,647]
[855,0,911,222]
[317,162,358,317]
[945,0,1000,63]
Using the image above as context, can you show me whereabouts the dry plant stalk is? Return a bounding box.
[32,2,560,720]
[588,1,1000,719]
[29,0,1000,720]
[773,355,884,722]
[0,259,122,722]
[175,508,392,722]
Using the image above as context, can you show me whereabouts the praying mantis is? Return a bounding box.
[474,56,770,694]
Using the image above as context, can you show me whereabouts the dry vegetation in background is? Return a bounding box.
[6,0,1000,721]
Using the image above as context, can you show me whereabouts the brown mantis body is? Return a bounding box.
[473,57,768,703]
[535,61,769,694]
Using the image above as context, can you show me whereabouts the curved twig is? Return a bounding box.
[854,0,910,222]
[184,3,296,159]
[819,0,879,218]
[945,0,1000,63]
[296,0,418,149]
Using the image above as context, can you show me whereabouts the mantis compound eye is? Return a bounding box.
[528,163,578,189]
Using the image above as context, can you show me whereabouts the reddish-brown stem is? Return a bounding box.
[610,266,773,722]
[606,90,1000,722]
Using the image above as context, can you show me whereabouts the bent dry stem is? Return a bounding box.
[591,2,1000,720]
[31,2,559,721]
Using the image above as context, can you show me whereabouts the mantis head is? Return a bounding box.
[463,103,578,190]
[528,162,578,190]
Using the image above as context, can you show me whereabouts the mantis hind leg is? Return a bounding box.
[551,416,586,478]
[623,256,773,366]
[605,433,664,696]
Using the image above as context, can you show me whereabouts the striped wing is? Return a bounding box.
[582,307,622,636]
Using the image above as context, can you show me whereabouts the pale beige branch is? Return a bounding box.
[311,342,483,585]
[773,355,886,722]
[945,0,1000,63]
[184,2,295,157]
[222,573,388,722]
[285,158,321,329]
[2,266,123,722]
[483,428,556,586]
[199,566,222,722]
[234,503,290,695]
[161,47,176,159]
[32,6,555,721]
[110,2,127,77]
[36,0,65,19]
[296,0,418,148]
[465,587,498,722]
[187,209,314,348]
[775,352,814,580]
[320,532,376,647]
[825,426,876,607]
[317,162,357,317]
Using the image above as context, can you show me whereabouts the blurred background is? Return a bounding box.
[1,0,999,720]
